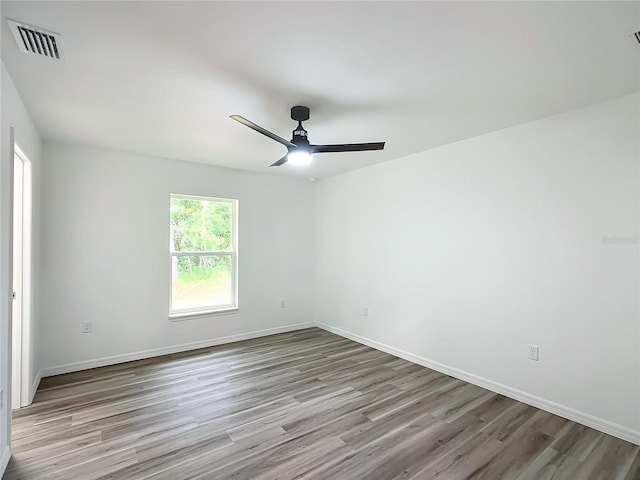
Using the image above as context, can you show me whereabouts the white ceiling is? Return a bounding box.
[1,1,639,179]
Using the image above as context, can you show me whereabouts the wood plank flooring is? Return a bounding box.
[4,328,639,479]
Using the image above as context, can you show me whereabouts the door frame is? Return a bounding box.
[11,142,32,409]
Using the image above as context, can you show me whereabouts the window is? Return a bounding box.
[170,194,238,317]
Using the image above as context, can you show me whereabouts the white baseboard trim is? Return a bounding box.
[41,322,314,378]
[29,370,42,405]
[1,446,10,478]
[316,321,640,446]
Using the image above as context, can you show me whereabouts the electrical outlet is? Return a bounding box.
[82,321,93,333]
[528,344,539,361]
[362,306,369,316]
[280,299,286,308]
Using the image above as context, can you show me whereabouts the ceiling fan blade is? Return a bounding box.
[270,154,289,167]
[230,115,296,148]
[311,142,385,153]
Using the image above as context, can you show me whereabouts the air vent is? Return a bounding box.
[7,19,64,60]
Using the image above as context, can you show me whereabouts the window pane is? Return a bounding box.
[171,255,232,311]
[171,198,233,252]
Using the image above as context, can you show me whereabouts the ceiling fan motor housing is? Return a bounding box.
[291,106,310,147]
[292,124,309,147]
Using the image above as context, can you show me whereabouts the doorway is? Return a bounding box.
[11,143,32,409]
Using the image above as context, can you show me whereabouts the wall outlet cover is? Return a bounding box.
[528,344,539,361]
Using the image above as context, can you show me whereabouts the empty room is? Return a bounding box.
[0,1,639,479]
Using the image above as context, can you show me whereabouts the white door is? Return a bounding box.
[11,144,32,409]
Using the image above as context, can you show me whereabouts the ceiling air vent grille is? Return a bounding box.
[7,19,64,60]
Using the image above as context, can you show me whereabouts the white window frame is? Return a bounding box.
[169,194,238,319]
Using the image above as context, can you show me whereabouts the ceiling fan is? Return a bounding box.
[230,106,385,167]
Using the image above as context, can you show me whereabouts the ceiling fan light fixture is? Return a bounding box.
[287,149,312,166]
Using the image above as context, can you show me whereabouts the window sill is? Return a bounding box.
[169,307,239,321]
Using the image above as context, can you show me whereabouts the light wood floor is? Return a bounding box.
[4,328,639,480]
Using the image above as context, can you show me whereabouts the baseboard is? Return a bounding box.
[29,369,41,405]
[1,446,10,478]
[41,322,314,378]
[315,322,640,446]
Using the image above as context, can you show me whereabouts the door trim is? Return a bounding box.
[11,142,32,409]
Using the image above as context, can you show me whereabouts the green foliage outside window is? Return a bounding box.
[171,198,232,252]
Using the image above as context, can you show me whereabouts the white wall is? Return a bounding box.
[39,143,315,371]
[0,62,42,475]
[315,93,640,442]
